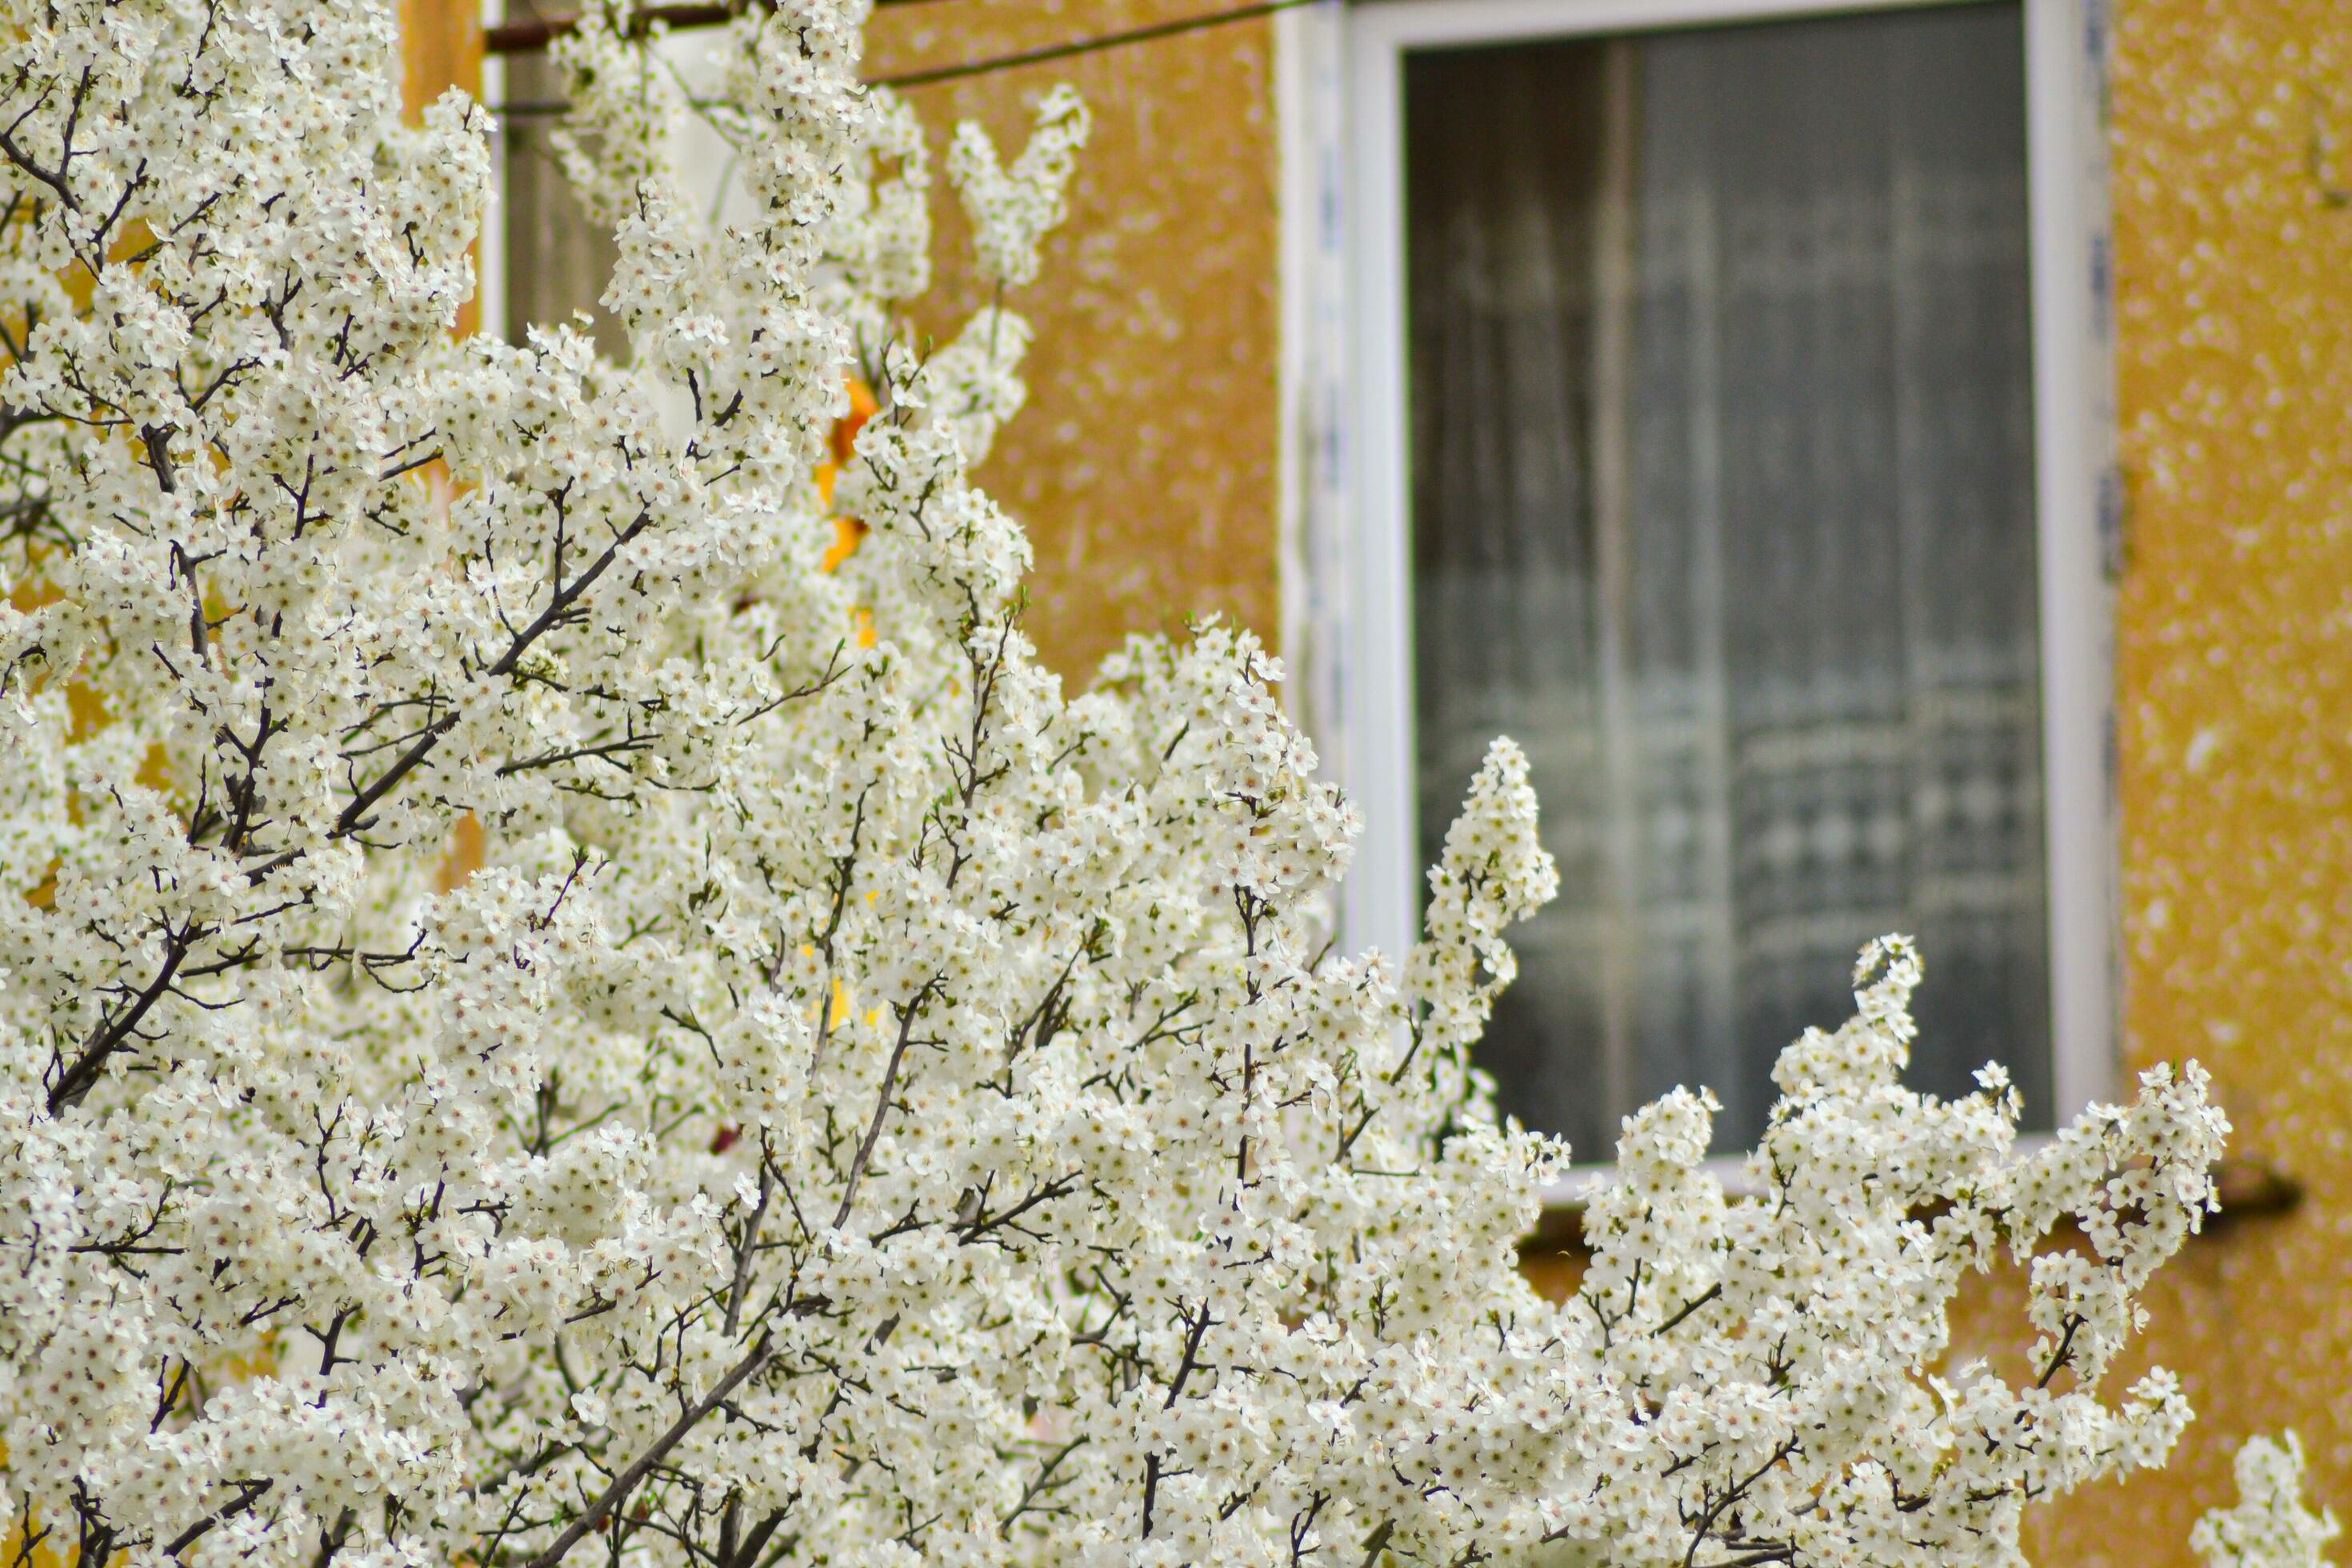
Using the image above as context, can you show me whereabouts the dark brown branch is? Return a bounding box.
[378,448,444,482]
[516,1335,775,1568]
[0,98,79,213]
[723,1506,790,1568]
[725,1159,774,1336]
[163,1479,274,1557]
[485,510,654,681]
[834,986,937,1228]
[999,1438,1086,1536]
[2035,1312,2084,1390]
[243,509,655,886]
[1162,1300,1214,1408]
[1653,1282,1722,1339]
[50,927,193,1114]
[957,1173,1078,1247]
[496,731,652,778]
[1674,1442,1801,1568]
[329,712,461,841]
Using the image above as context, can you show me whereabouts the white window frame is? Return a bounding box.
[1282,0,2123,1159]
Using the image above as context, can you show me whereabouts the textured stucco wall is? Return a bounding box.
[868,2,1284,682]
[2018,1,2352,1561]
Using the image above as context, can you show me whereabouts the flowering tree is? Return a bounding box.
[0,4,2279,1568]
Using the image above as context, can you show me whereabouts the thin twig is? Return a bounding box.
[1652,1282,1722,1338]
[50,929,194,1114]
[725,1159,774,1336]
[833,986,936,1229]
[162,1479,274,1557]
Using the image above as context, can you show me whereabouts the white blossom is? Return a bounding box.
[946,86,1089,292]
[2196,1436,2342,1568]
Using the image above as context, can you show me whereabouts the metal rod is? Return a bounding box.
[487,3,730,53]
[486,0,1322,84]
[870,0,1321,89]
[485,0,950,54]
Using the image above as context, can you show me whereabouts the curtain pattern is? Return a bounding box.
[1403,3,2050,1158]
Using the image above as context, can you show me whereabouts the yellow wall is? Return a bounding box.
[449,1,1282,684]
[401,0,479,120]
[2033,0,2352,1560]
[868,2,1283,681]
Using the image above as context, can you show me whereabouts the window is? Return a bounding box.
[1322,0,2118,1161]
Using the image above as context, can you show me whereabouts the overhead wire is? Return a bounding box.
[483,0,1328,101]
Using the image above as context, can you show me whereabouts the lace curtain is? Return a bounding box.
[1403,2,2051,1158]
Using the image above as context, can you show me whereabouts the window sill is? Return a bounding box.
[1520,1146,2303,1261]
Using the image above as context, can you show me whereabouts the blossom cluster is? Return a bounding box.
[0,4,2262,1568]
[2195,1436,2342,1568]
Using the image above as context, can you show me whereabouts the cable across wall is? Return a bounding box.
[484,0,1325,93]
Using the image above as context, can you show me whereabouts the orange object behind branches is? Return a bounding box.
[816,375,880,572]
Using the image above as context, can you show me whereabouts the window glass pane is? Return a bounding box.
[1402,2,2049,1158]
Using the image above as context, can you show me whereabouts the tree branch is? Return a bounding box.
[162,1479,273,1557]
[49,926,194,1114]
[517,1335,774,1568]
[833,985,936,1229]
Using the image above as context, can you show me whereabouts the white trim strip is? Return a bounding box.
[1336,15,1422,965]
[2022,0,2120,1118]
